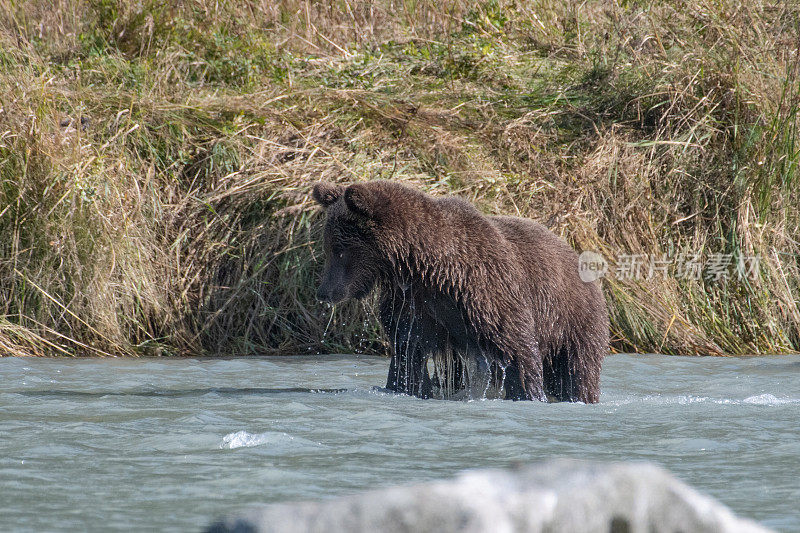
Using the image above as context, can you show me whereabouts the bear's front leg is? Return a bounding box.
[386,345,431,398]
[379,295,432,398]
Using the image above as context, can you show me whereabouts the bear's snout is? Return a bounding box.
[316,285,332,303]
[316,283,346,304]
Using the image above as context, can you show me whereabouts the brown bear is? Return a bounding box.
[312,180,608,402]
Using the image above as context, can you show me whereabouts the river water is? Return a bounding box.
[1,354,798,532]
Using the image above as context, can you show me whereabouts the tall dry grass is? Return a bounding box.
[0,0,798,356]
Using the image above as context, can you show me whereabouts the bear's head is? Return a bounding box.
[312,182,392,303]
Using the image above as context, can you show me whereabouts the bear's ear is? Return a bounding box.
[312,182,344,208]
[344,183,384,219]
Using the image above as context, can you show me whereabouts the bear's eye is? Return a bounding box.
[337,251,344,259]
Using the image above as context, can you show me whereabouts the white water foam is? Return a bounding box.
[741,393,798,406]
[606,393,799,407]
[221,430,289,449]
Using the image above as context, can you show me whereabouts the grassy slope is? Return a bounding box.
[0,0,798,357]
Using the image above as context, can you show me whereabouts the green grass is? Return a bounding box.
[0,0,798,357]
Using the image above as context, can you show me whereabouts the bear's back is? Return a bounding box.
[489,215,578,274]
[489,214,606,334]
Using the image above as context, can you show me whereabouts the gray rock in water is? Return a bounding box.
[205,460,771,533]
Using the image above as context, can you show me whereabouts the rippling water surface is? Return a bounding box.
[1,354,799,532]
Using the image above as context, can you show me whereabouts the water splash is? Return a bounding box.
[322,304,336,338]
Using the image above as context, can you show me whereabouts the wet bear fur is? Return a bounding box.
[312,180,608,402]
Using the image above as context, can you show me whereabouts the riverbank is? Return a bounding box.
[1,1,798,357]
